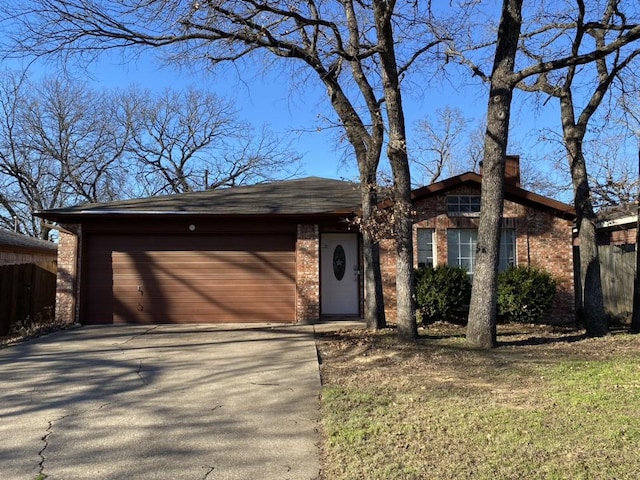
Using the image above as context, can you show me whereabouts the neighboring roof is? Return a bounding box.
[597,204,637,229]
[411,172,577,220]
[36,177,362,221]
[0,229,57,253]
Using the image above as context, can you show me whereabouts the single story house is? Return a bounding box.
[38,156,577,326]
[380,156,576,323]
[39,178,363,325]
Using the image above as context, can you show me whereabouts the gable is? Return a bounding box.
[411,172,575,221]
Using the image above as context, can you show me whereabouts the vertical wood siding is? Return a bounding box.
[0,261,57,335]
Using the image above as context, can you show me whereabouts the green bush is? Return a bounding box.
[414,265,471,324]
[497,266,557,323]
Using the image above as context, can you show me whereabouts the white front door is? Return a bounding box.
[321,233,360,315]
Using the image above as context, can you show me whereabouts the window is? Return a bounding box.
[417,228,435,267]
[447,229,516,275]
[447,195,481,216]
[447,230,477,274]
[498,229,516,271]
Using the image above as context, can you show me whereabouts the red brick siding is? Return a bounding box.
[296,224,320,323]
[54,225,80,325]
[597,226,637,246]
[382,185,575,324]
[516,208,575,322]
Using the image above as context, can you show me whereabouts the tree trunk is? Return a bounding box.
[560,96,609,336]
[466,0,522,349]
[567,149,609,336]
[322,74,386,330]
[374,0,417,340]
[390,161,417,341]
[361,174,386,330]
[576,218,608,336]
[632,147,640,334]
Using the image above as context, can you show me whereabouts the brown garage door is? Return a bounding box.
[83,234,296,324]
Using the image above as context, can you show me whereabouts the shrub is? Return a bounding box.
[414,265,471,325]
[497,266,557,323]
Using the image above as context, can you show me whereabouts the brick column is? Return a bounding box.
[54,225,80,325]
[296,224,320,324]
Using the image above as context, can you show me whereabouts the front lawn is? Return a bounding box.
[317,323,640,480]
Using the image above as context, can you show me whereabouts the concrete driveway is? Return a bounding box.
[0,324,323,480]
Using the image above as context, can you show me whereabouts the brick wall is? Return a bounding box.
[517,208,575,322]
[54,225,80,325]
[296,224,320,323]
[597,226,637,246]
[381,185,575,324]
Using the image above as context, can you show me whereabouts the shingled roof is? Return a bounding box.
[0,229,57,253]
[36,177,362,221]
[0,229,57,267]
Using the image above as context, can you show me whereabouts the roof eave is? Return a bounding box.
[35,210,358,223]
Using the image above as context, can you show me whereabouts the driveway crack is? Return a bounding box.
[38,403,112,477]
[112,325,159,349]
[201,465,215,479]
[136,360,148,385]
[110,326,158,386]
[38,419,53,477]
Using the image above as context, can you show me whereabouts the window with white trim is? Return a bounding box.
[447,229,516,275]
[417,228,435,267]
[498,229,516,271]
[447,229,477,274]
[447,195,481,216]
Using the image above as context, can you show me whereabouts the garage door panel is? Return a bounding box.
[113,251,294,266]
[114,303,295,323]
[115,300,295,314]
[84,233,296,324]
[114,284,294,297]
[112,269,296,282]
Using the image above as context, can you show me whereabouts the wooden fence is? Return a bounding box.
[0,261,57,336]
[598,244,636,321]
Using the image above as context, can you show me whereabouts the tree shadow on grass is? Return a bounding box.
[497,331,588,347]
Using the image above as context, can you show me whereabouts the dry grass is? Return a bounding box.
[317,322,640,480]
[0,318,74,347]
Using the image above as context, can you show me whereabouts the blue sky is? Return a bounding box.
[11,37,571,197]
[5,1,640,208]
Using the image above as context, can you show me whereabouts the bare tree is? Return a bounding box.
[463,0,524,348]
[0,71,302,239]
[444,0,640,346]
[1,0,455,336]
[123,87,301,196]
[0,72,127,238]
[515,0,640,336]
[412,106,474,185]
[588,135,640,209]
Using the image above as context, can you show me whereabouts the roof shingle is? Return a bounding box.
[37,177,362,219]
[0,229,57,252]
